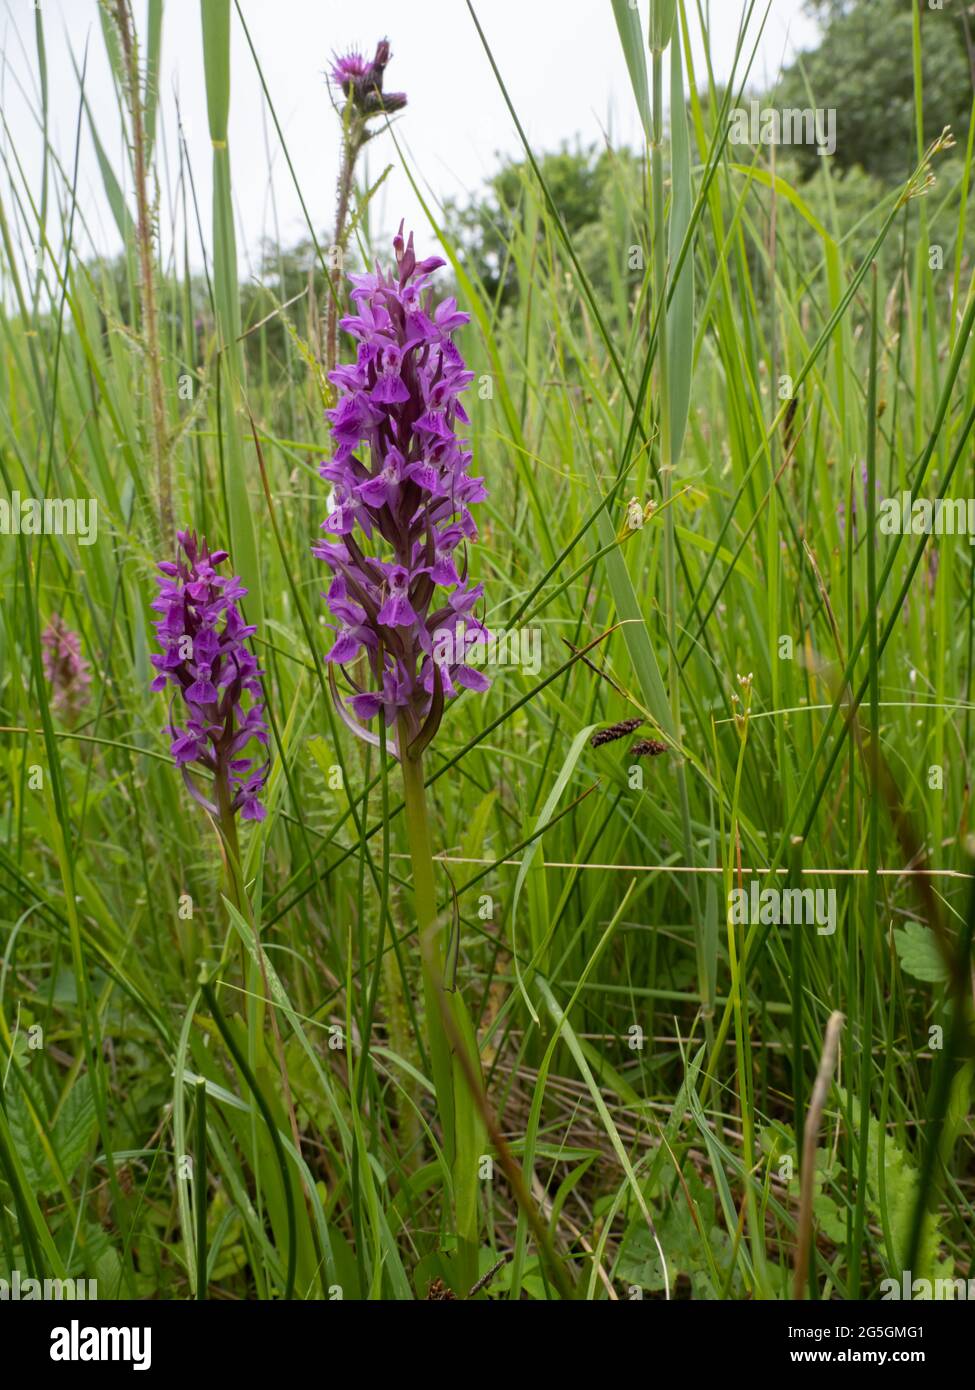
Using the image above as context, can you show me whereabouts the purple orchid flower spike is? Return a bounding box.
[315,225,490,759]
[41,614,92,723]
[150,531,269,822]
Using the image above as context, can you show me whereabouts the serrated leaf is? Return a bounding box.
[6,1076,96,1196]
[5,1086,52,1191]
[53,1078,97,1184]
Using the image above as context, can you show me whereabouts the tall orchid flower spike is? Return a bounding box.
[151,530,269,825]
[41,614,92,724]
[316,228,490,1291]
[315,224,490,759]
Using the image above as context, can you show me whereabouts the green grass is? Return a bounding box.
[0,0,972,1301]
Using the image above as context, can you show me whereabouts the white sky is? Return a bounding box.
[0,0,820,277]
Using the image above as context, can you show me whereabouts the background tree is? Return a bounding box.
[772,0,974,182]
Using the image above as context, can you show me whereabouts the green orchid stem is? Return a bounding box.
[215,768,266,1058]
[397,719,482,1293]
[215,769,242,901]
[397,732,454,1139]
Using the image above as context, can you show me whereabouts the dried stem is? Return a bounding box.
[114,0,171,545]
[794,1010,845,1299]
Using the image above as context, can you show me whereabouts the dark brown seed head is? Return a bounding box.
[631,738,667,758]
[590,717,643,748]
[426,1277,457,1301]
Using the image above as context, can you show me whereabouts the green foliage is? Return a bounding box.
[0,0,972,1303]
[7,1075,96,1195]
[894,920,951,984]
[443,143,647,313]
[617,1167,745,1299]
[773,0,974,182]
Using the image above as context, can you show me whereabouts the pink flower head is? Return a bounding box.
[41,614,92,723]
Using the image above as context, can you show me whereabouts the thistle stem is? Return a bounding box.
[326,128,361,377]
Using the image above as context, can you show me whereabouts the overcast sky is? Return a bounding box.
[1,0,819,276]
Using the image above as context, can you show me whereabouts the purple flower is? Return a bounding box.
[41,614,92,723]
[151,531,269,822]
[330,51,369,88]
[315,225,490,754]
[329,39,406,118]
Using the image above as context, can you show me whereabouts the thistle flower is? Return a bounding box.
[329,39,406,118]
[150,531,269,822]
[41,614,92,722]
[315,225,489,755]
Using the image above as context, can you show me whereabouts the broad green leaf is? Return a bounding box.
[508,723,597,1018]
[667,29,694,468]
[611,0,651,142]
[584,455,674,737]
[649,0,677,52]
[893,921,950,984]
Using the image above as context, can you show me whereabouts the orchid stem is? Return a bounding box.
[215,768,265,1054]
[398,725,456,1144]
[397,718,482,1291]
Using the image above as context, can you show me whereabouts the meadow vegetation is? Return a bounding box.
[0,0,973,1300]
